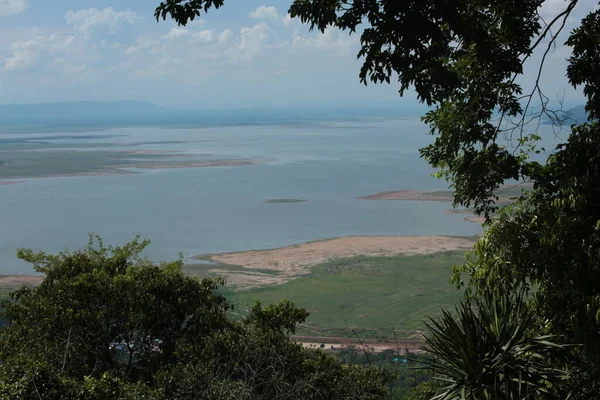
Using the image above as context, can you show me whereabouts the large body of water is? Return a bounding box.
[0,118,486,274]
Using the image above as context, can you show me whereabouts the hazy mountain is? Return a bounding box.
[564,104,588,124]
[543,104,588,125]
[0,101,421,130]
[0,101,168,128]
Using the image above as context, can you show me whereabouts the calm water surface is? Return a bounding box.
[0,118,485,274]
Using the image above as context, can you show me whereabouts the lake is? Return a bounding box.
[0,117,486,274]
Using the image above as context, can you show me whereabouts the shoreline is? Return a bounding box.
[1,235,478,291]
[359,184,531,203]
[359,186,531,225]
[445,209,487,224]
[191,235,478,288]
[359,190,454,202]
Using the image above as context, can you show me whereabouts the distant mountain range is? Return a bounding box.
[563,104,587,124]
[0,101,169,128]
[543,104,588,125]
[0,101,423,130]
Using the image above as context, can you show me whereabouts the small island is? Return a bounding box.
[264,199,306,204]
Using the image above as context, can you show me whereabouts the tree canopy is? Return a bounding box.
[155,0,600,398]
[0,236,391,399]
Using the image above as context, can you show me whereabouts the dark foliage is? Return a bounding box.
[154,1,600,397]
[0,237,392,399]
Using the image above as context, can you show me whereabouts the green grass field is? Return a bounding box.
[0,251,469,336]
[225,251,468,336]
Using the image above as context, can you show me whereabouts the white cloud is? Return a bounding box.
[124,36,162,57]
[250,6,279,20]
[164,27,189,40]
[283,14,294,26]
[190,30,215,44]
[4,49,35,70]
[0,0,28,17]
[120,25,236,82]
[65,7,141,36]
[293,29,356,55]
[218,29,233,43]
[0,10,364,102]
[238,23,274,59]
[10,2,562,107]
[124,46,138,56]
[3,34,76,71]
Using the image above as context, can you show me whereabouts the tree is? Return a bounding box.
[3,236,230,381]
[154,0,600,397]
[451,121,600,398]
[405,380,445,400]
[0,236,392,399]
[420,289,568,400]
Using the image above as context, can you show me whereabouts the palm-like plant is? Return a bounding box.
[421,289,568,400]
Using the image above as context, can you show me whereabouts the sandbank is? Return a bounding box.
[194,235,477,287]
[0,236,476,292]
[360,184,531,203]
[264,199,306,204]
[360,190,454,202]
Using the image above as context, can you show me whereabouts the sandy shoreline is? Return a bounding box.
[360,186,531,225]
[193,235,477,288]
[0,181,24,185]
[0,236,477,291]
[360,184,531,203]
[360,190,454,202]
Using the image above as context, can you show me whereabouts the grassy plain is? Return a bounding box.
[0,252,467,336]
[222,251,467,336]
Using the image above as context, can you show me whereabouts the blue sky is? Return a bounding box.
[0,0,594,109]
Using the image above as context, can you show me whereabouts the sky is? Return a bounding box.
[0,0,595,109]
